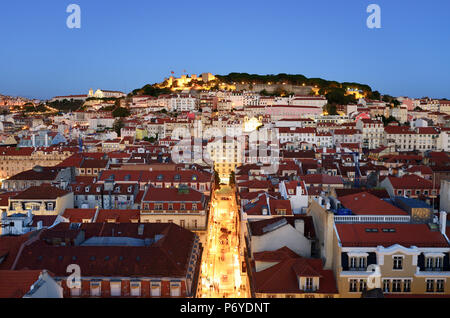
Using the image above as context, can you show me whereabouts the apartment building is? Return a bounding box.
[140,185,209,231]
[0,147,75,181]
[383,126,417,152]
[7,185,74,216]
[356,119,384,150]
[207,136,245,183]
[334,221,450,297]
[11,223,202,298]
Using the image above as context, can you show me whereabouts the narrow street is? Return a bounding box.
[198,186,250,298]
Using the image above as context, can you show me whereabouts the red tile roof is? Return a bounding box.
[416,127,440,134]
[62,209,96,223]
[80,159,109,169]
[335,223,449,247]
[384,126,415,135]
[142,186,204,202]
[0,232,36,270]
[254,246,299,262]
[253,257,337,295]
[0,270,43,298]
[6,167,63,181]
[0,192,21,207]
[386,174,435,190]
[339,192,407,216]
[96,209,140,223]
[301,174,343,185]
[249,216,315,239]
[12,185,71,200]
[14,223,196,277]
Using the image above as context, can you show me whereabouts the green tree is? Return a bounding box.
[214,170,221,189]
[113,118,124,136]
[112,107,131,118]
[323,104,338,115]
[229,171,236,186]
[369,90,381,100]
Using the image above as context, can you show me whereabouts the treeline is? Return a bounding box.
[215,73,373,93]
[130,84,172,97]
[48,99,84,112]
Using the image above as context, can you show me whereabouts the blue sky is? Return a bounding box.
[0,0,449,100]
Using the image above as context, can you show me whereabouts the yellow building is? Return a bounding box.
[0,147,76,181]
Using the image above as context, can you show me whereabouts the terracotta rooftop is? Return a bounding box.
[12,185,71,200]
[338,192,408,216]
[335,223,449,248]
[0,270,44,298]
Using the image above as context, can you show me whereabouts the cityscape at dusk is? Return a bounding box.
[0,0,449,309]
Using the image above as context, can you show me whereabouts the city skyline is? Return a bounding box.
[1,0,450,100]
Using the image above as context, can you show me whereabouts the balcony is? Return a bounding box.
[334,215,411,223]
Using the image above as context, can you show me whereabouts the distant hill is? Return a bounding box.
[130,72,380,103]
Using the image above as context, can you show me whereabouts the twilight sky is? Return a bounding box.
[0,0,449,100]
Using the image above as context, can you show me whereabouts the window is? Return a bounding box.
[436,280,445,293]
[392,280,402,293]
[90,281,101,297]
[403,279,411,292]
[435,257,443,270]
[180,220,185,228]
[383,280,390,293]
[168,204,173,210]
[192,204,197,211]
[150,282,161,297]
[359,280,367,292]
[170,282,181,297]
[426,280,435,293]
[180,203,186,211]
[426,257,433,270]
[393,256,403,270]
[110,281,121,297]
[349,279,358,292]
[130,282,141,297]
[71,286,81,297]
[359,257,367,269]
[305,277,313,291]
[350,257,357,269]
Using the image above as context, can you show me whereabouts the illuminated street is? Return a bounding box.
[198,186,250,298]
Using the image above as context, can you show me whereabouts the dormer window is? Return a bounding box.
[96,187,101,193]
[85,186,90,193]
[157,174,164,181]
[305,277,313,291]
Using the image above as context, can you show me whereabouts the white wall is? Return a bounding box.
[251,224,311,257]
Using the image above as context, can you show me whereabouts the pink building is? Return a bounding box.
[266,105,323,120]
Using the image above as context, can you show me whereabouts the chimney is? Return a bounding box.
[138,224,144,236]
[440,211,447,235]
[295,219,305,236]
